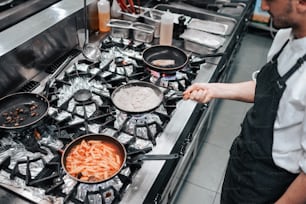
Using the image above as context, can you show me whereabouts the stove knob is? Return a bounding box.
[185,132,193,143]
[179,141,188,156]
[154,193,162,204]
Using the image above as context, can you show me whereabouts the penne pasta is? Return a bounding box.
[65,139,123,182]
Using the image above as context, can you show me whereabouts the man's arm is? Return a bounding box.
[183,80,256,104]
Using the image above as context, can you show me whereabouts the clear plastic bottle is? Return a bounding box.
[97,0,110,33]
[111,0,121,19]
[159,11,174,45]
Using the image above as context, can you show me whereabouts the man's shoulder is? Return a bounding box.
[267,28,292,60]
[274,28,292,43]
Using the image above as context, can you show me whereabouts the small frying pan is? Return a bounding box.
[142,45,225,73]
[142,45,189,73]
[62,134,180,184]
[0,92,49,131]
[111,81,163,114]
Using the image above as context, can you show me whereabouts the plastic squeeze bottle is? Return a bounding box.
[111,0,121,18]
[97,0,110,32]
[159,11,174,45]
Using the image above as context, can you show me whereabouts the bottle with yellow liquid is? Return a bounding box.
[97,0,110,33]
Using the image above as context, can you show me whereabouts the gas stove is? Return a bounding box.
[0,36,212,203]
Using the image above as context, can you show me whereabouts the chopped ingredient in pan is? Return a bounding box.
[113,86,161,112]
[65,139,123,182]
[151,59,175,67]
[1,102,39,127]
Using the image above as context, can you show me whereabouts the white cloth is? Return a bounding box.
[263,28,306,173]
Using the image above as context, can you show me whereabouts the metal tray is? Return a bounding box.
[187,18,230,36]
[180,29,226,53]
[217,3,246,17]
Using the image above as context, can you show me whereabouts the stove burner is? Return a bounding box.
[114,57,125,66]
[19,133,48,155]
[149,69,190,91]
[149,69,176,78]
[73,89,92,103]
[114,111,167,145]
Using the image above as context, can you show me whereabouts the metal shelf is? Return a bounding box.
[249,21,277,33]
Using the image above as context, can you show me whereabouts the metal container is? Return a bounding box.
[119,6,146,22]
[187,19,230,36]
[180,29,226,54]
[107,19,154,43]
[132,22,154,43]
[142,9,165,38]
[107,19,132,38]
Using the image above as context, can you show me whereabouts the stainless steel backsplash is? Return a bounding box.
[0,7,91,98]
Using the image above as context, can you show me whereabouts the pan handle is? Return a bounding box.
[127,147,153,156]
[190,52,225,66]
[132,153,180,161]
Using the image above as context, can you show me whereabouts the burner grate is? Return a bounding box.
[18,80,40,93]
[46,49,80,75]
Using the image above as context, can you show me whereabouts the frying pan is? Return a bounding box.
[111,81,163,114]
[61,134,127,184]
[0,92,49,131]
[61,134,180,184]
[142,45,225,73]
[142,45,189,73]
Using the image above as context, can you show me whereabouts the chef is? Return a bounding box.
[183,0,306,203]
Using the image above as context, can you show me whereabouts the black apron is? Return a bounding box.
[221,41,306,204]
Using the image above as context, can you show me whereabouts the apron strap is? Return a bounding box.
[271,40,290,63]
[282,53,306,81]
[277,53,306,88]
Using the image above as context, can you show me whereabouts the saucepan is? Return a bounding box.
[142,45,225,74]
[111,81,164,114]
[61,134,180,184]
[0,92,49,132]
